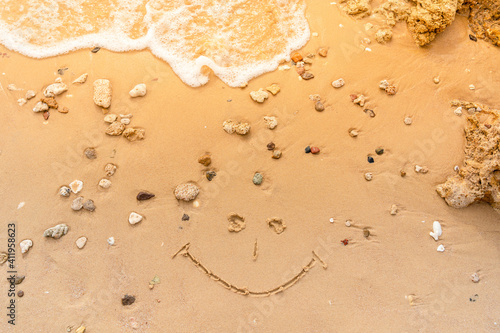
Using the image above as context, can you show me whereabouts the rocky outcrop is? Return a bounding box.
[467,0,500,46]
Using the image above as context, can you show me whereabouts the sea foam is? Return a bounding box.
[0,0,310,87]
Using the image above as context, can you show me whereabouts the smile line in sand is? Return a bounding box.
[172,243,328,297]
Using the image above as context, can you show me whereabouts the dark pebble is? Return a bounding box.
[91,47,101,53]
[206,171,217,181]
[122,294,135,306]
[57,67,68,75]
[15,275,25,285]
[305,146,311,153]
[375,148,384,155]
[469,34,477,42]
[267,142,275,151]
[367,156,374,163]
[182,214,190,221]
[137,191,155,201]
[315,101,325,111]
[18,290,24,297]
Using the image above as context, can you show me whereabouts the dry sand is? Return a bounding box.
[0,1,499,332]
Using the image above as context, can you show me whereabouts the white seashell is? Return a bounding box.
[69,180,83,193]
[129,212,143,225]
[437,244,445,252]
[430,221,442,241]
[20,239,33,254]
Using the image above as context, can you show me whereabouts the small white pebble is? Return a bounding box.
[107,237,115,246]
[471,273,480,283]
[193,200,200,208]
[364,172,373,181]
[129,212,143,225]
[404,117,413,125]
[17,202,25,209]
[339,24,344,28]
[120,118,131,125]
[365,48,372,52]
[345,220,351,227]
[469,84,475,90]
[454,107,463,116]
[312,32,318,37]
[454,165,460,172]
[437,244,445,252]
[329,218,334,223]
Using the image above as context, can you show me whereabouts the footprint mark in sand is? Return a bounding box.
[267,217,286,234]
[227,213,246,232]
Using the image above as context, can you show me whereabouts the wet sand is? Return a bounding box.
[1,1,500,332]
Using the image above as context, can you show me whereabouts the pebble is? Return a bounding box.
[332,78,345,88]
[43,224,68,239]
[437,244,445,252]
[310,146,320,154]
[123,128,146,141]
[318,47,328,57]
[433,77,440,84]
[129,212,143,225]
[105,122,126,136]
[129,83,147,97]
[58,106,69,114]
[18,291,24,297]
[84,147,97,159]
[222,120,250,135]
[300,72,314,80]
[122,295,136,306]
[20,239,33,254]
[105,163,117,176]
[75,326,86,333]
[73,73,88,84]
[76,237,87,249]
[104,114,118,123]
[390,204,398,215]
[250,89,269,103]
[137,191,155,201]
[364,109,375,117]
[367,156,374,163]
[182,214,190,221]
[91,46,101,53]
[198,153,211,166]
[59,186,71,197]
[469,84,475,90]
[305,146,311,153]
[266,84,280,95]
[471,273,480,283]
[315,101,325,111]
[26,90,36,100]
[291,52,303,62]
[43,111,50,120]
[41,97,58,109]
[206,171,217,181]
[415,165,428,174]
[363,228,370,238]
[329,218,334,223]
[69,180,84,194]
[379,80,389,90]
[351,94,366,107]
[15,275,25,284]
[454,107,463,116]
[174,183,200,201]
[267,142,276,150]
[33,101,49,113]
[349,129,359,137]
[18,98,27,106]
[400,170,407,177]
[83,199,95,212]
[469,34,478,42]
[253,172,263,185]
[404,117,413,125]
[264,116,278,129]
[296,67,305,75]
[93,79,112,108]
[430,221,442,241]
[120,118,131,125]
[107,237,115,245]
[272,150,282,159]
[71,197,84,211]
[375,148,384,155]
[345,220,352,227]
[364,173,373,181]
[99,178,112,189]
[385,85,397,95]
[44,80,68,97]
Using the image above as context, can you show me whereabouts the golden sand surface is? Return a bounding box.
[0,1,499,332]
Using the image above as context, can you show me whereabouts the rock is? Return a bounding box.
[75,325,86,333]
[437,244,445,252]
[272,150,282,159]
[129,212,143,225]
[84,147,97,159]
[122,295,136,306]
[300,72,314,80]
[120,118,131,125]
[105,122,125,136]
[404,117,413,125]
[267,142,276,150]
[223,120,250,135]
[367,156,374,163]
[318,47,328,57]
[43,224,68,239]
[434,77,440,84]
[315,101,325,111]
[375,28,393,43]
[400,170,407,177]
[93,79,112,108]
[291,52,303,62]
[25,90,36,100]
[41,97,58,109]
[15,276,25,284]
[43,111,50,120]
[264,116,278,129]
[332,78,345,88]
[266,84,280,95]
[73,73,88,84]
[18,290,24,297]
[305,146,311,153]
[58,106,69,114]
[107,237,115,245]
[59,186,71,197]
[363,228,370,238]
[471,273,480,283]
[253,173,263,185]
[17,98,27,106]
[104,114,118,123]
[311,147,320,154]
[296,67,305,75]
[250,89,269,103]
[99,178,111,189]
[375,148,384,155]
[198,153,211,166]
[123,128,145,141]
[339,0,371,17]
[430,221,442,241]
[174,183,200,201]
[69,180,83,193]
[206,170,217,181]
[129,83,147,97]
[137,191,155,201]
[415,165,429,173]
[44,81,68,97]
[182,214,190,221]
[105,163,117,176]
[454,107,463,116]
[71,196,84,211]
[222,120,236,134]
[83,199,95,212]
[20,239,33,254]
[385,85,397,95]
[352,94,366,107]
[33,101,48,113]
[234,123,250,135]
[349,128,359,137]
[390,204,398,215]
[364,172,373,181]
[76,237,87,249]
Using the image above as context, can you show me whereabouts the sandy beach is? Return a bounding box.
[0,1,499,332]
